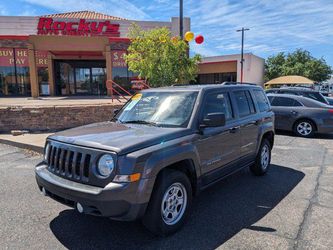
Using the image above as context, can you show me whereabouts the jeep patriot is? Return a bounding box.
[35,84,275,236]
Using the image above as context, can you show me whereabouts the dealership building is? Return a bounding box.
[0,11,264,98]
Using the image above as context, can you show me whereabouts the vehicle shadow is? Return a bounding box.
[49,164,304,250]
[276,130,333,139]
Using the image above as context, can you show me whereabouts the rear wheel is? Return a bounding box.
[142,169,192,236]
[250,139,271,176]
[293,119,315,138]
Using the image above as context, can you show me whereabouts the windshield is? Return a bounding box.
[115,91,198,127]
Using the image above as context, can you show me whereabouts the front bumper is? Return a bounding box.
[35,164,152,221]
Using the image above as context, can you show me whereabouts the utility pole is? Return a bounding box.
[236,27,249,83]
[179,0,183,39]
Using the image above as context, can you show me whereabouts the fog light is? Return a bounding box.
[76,202,84,213]
[41,187,47,196]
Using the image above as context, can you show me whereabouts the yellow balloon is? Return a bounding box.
[184,31,194,42]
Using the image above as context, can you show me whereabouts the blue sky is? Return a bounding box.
[1,0,333,66]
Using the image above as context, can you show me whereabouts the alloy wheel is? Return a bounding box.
[161,182,187,226]
[297,122,312,136]
[261,144,270,170]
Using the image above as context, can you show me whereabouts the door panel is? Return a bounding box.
[272,107,298,130]
[196,124,241,176]
[239,117,259,157]
[195,91,241,183]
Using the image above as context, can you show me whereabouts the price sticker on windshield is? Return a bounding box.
[131,93,142,101]
[125,94,142,111]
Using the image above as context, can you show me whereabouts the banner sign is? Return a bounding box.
[37,18,120,37]
[112,50,127,68]
[0,48,48,67]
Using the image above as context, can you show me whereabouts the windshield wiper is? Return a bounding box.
[121,120,160,126]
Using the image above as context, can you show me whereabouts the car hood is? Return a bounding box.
[48,121,192,155]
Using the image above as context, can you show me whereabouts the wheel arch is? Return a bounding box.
[293,117,318,132]
[157,159,198,196]
[262,131,274,149]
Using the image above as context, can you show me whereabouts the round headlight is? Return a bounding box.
[97,154,115,177]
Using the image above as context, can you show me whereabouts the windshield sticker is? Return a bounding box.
[132,93,142,101]
[124,98,140,111]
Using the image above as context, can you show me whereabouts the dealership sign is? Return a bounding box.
[37,18,120,37]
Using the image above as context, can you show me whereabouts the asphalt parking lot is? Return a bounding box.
[1,133,333,250]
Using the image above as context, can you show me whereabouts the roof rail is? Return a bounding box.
[221,81,257,86]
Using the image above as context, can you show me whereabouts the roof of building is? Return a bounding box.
[265,75,314,85]
[41,10,126,20]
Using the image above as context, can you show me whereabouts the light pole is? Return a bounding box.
[179,0,183,39]
[236,27,249,83]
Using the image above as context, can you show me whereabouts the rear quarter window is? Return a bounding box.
[233,90,256,117]
[253,89,270,112]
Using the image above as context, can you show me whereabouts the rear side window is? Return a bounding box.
[233,90,256,117]
[253,90,270,112]
[302,92,327,104]
[271,97,302,107]
[202,92,233,120]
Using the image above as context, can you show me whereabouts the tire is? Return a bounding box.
[142,169,192,236]
[250,139,271,176]
[293,119,315,138]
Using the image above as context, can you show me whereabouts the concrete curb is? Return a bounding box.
[0,138,44,154]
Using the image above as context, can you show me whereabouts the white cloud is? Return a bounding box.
[22,0,150,20]
[185,0,333,58]
[0,4,8,15]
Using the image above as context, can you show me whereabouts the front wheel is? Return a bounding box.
[250,139,271,176]
[142,169,192,236]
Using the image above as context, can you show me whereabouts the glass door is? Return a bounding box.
[58,62,75,95]
[55,60,106,96]
[91,68,106,95]
[75,68,91,94]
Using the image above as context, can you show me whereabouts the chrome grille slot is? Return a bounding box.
[47,143,91,183]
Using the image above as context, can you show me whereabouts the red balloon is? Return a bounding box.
[195,35,204,44]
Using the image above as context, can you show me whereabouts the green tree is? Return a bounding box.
[265,49,332,82]
[124,24,201,87]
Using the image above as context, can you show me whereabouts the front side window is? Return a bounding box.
[202,92,233,121]
[253,89,270,112]
[116,91,198,127]
[234,90,254,117]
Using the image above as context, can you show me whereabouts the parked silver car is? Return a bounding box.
[267,94,333,137]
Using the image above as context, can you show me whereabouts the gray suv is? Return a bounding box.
[35,84,275,236]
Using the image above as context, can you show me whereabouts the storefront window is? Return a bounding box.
[36,51,49,96]
[0,48,49,96]
[198,72,237,84]
[0,48,30,96]
[111,50,138,92]
[38,67,49,95]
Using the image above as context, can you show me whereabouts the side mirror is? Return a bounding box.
[200,113,226,128]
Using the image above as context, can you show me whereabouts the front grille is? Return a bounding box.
[46,143,92,183]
